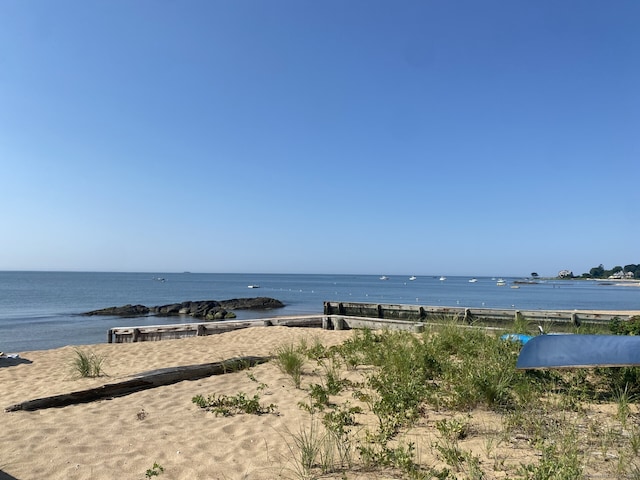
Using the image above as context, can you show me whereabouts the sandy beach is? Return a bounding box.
[1,327,358,480]
[2,323,638,479]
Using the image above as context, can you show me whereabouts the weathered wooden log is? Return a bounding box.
[5,356,271,412]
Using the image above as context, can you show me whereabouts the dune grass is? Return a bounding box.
[283,318,640,479]
[70,348,106,378]
[274,342,306,389]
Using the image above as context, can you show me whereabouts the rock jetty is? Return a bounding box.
[83,297,285,321]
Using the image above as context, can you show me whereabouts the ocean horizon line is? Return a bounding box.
[0,269,536,278]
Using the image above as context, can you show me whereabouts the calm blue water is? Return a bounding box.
[1,271,639,352]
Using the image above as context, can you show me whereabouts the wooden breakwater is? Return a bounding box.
[107,302,640,344]
[107,315,325,343]
[108,315,438,343]
[323,301,639,325]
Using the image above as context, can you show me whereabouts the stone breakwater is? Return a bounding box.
[82,297,285,321]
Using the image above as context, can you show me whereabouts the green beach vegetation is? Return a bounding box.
[70,348,106,378]
[273,319,640,479]
[193,372,277,416]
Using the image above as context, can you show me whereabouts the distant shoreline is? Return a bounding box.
[591,278,640,286]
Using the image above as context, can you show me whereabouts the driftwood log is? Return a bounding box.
[5,356,271,412]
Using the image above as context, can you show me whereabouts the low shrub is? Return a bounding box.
[192,392,277,416]
[610,315,640,335]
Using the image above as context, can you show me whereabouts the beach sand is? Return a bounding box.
[1,327,357,480]
[1,325,635,479]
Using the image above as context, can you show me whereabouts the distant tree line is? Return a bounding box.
[579,263,640,279]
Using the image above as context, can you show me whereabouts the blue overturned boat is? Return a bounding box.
[516,334,640,370]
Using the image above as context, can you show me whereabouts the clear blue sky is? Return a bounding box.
[1,1,638,277]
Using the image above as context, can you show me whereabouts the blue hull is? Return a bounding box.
[516,334,640,369]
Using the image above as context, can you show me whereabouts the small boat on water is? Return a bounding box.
[409,276,417,281]
[439,276,447,281]
[379,276,389,280]
[247,285,260,289]
[496,279,506,286]
[468,278,478,283]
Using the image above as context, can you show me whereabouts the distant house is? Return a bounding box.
[609,271,635,279]
[558,270,574,278]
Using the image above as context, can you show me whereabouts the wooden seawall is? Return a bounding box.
[323,301,639,326]
[107,315,325,343]
[106,302,640,344]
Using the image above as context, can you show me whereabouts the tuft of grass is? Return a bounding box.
[274,343,305,388]
[517,430,583,479]
[71,349,106,378]
[284,416,334,478]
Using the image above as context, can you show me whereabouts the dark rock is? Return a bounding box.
[83,304,150,317]
[218,297,285,310]
[152,301,222,317]
[83,298,282,321]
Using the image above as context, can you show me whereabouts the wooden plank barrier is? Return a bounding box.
[106,303,640,344]
[323,301,639,326]
[108,315,326,343]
